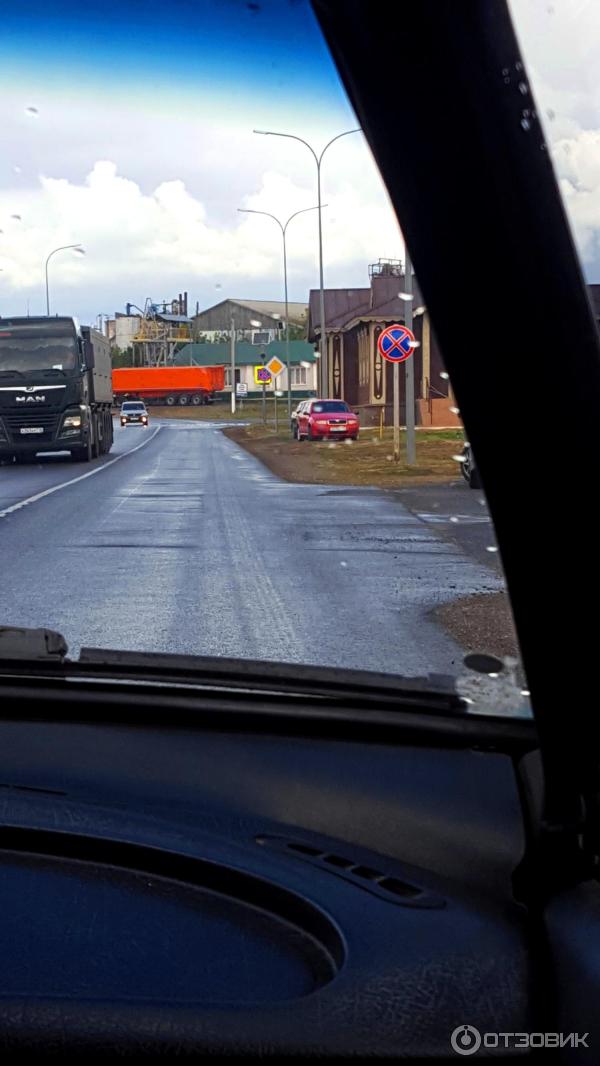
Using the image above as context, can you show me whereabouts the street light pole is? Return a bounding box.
[238,204,321,420]
[44,244,84,316]
[254,128,360,395]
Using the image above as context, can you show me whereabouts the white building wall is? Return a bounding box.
[223,363,318,393]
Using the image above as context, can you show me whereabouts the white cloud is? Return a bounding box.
[0,141,403,320]
[510,0,600,274]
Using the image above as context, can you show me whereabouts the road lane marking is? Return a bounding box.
[0,427,161,519]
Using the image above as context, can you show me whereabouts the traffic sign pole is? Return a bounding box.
[376,321,416,465]
[404,249,416,465]
[393,361,400,461]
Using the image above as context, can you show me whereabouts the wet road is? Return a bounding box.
[0,419,502,674]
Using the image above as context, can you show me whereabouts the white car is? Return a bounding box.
[120,401,149,427]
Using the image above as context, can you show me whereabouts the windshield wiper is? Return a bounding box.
[0,626,463,713]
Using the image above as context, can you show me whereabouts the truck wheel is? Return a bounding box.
[191,394,202,406]
[178,395,188,406]
[91,417,100,458]
[72,437,92,462]
[165,395,176,406]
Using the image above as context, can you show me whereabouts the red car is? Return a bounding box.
[296,399,360,441]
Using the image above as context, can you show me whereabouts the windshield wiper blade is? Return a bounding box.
[0,626,67,661]
[0,627,464,712]
[78,647,463,709]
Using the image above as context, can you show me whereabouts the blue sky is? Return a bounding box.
[1,0,398,324]
[2,0,598,326]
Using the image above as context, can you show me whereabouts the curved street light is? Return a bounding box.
[45,244,85,316]
[253,128,361,395]
[238,204,323,418]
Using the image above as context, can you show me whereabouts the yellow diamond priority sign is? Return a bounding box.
[266,355,285,378]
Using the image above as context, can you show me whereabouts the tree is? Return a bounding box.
[111,346,134,368]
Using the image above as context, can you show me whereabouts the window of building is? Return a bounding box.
[291,366,308,385]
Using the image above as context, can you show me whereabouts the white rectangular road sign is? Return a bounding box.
[236,382,248,396]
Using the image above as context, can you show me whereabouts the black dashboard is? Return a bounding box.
[0,716,533,1058]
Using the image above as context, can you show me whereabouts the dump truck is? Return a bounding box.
[0,316,113,463]
[112,366,225,407]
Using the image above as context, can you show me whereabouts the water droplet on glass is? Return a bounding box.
[520,689,530,697]
[450,516,460,523]
[386,454,393,461]
[11,214,22,221]
[452,454,467,464]
[340,561,348,568]
[13,165,22,174]
[449,406,460,415]
[502,67,509,76]
[521,117,531,131]
[398,291,413,301]
[215,283,222,289]
[515,61,523,71]
[408,340,420,349]
[486,545,499,553]
[518,81,528,95]
[540,143,548,152]
[504,77,510,85]
[440,371,449,380]
[328,442,337,449]
[25,106,39,117]
[546,108,556,121]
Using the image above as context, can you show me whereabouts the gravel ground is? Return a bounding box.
[433,590,520,659]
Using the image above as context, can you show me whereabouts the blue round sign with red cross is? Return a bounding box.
[377,323,416,363]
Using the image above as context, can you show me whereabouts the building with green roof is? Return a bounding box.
[175,340,318,399]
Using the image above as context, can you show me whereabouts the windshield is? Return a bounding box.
[312,401,350,413]
[0,330,78,372]
[1,0,568,719]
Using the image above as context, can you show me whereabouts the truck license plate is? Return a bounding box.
[20,427,44,434]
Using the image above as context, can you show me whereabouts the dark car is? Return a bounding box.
[461,443,481,489]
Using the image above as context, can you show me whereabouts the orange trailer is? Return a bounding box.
[112,366,225,407]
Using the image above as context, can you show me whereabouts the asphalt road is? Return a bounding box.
[0,419,503,676]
